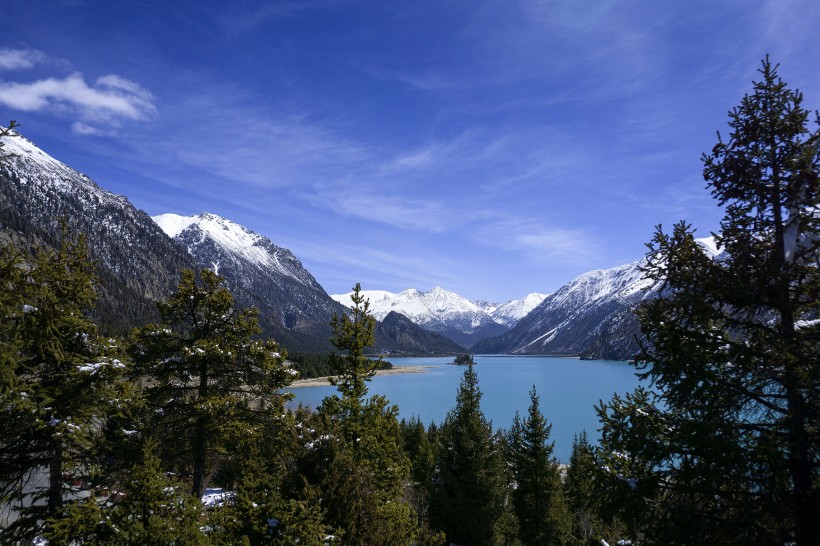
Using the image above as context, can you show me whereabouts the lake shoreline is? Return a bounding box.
[289,365,432,387]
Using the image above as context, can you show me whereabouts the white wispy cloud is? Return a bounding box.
[327,191,453,233]
[476,217,602,264]
[0,48,46,71]
[0,72,157,133]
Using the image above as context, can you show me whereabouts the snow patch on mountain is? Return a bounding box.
[476,293,549,327]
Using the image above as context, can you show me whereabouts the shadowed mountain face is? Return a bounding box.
[373,311,467,355]
[0,131,194,334]
[0,132,465,355]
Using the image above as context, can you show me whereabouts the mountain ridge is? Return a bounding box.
[0,129,195,333]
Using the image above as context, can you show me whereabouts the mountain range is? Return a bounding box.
[0,128,672,360]
[331,287,545,348]
[0,130,470,354]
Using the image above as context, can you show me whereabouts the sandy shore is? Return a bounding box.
[289,365,431,388]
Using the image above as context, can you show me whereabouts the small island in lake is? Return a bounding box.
[453,353,475,365]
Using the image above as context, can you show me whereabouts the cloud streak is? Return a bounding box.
[476,217,602,265]
[0,72,156,134]
[0,48,46,71]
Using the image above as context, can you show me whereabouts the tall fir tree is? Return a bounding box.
[431,364,512,546]
[507,386,570,545]
[0,230,121,541]
[317,283,415,545]
[597,57,819,544]
[131,268,294,498]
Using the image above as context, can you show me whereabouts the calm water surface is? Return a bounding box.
[288,355,643,463]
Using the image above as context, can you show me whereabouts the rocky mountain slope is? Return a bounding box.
[473,239,721,360]
[373,311,467,355]
[472,260,657,359]
[153,213,348,353]
[0,130,194,334]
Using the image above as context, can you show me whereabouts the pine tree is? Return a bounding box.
[131,268,294,498]
[597,57,819,544]
[317,283,415,545]
[507,386,569,545]
[0,230,121,541]
[431,364,511,546]
[322,282,381,446]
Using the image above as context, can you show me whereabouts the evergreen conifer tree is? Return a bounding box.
[0,230,121,541]
[131,268,294,498]
[317,283,415,545]
[562,431,627,545]
[597,57,819,544]
[431,364,511,546]
[507,386,569,545]
[45,439,207,545]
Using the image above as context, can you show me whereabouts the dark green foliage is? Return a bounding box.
[453,352,474,365]
[0,229,122,542]
[597,58,819,544]
[131,268,294,498]
[563,431,626,545]
[45,439,207,545]
[287,351,391,380]
[431,364,512,545]
[507,387,570,545]
[315,283,416,544]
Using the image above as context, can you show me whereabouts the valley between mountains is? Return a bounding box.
[1,129,672,360]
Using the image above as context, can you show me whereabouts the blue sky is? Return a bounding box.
[1,0,818,302]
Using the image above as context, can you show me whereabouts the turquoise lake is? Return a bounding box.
[288,355,644,463]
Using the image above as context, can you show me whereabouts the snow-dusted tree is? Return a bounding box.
[597,57,819,544]
[44,439,207,545]
[0,230,121,541]
[131,268,294,498]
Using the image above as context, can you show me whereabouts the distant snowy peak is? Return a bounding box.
[333,288,548,329]
[483,293,550,327]
[152,212,312,286]
[332,286,485,324]
[696,236,723,258]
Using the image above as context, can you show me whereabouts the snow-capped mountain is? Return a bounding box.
[0,129,194,333]
[153,212,346,352]
[331,286,509,348]
[474,293,549,328]
[155,213,461,355]
[473,239,721,360]
[472,260,656,359]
